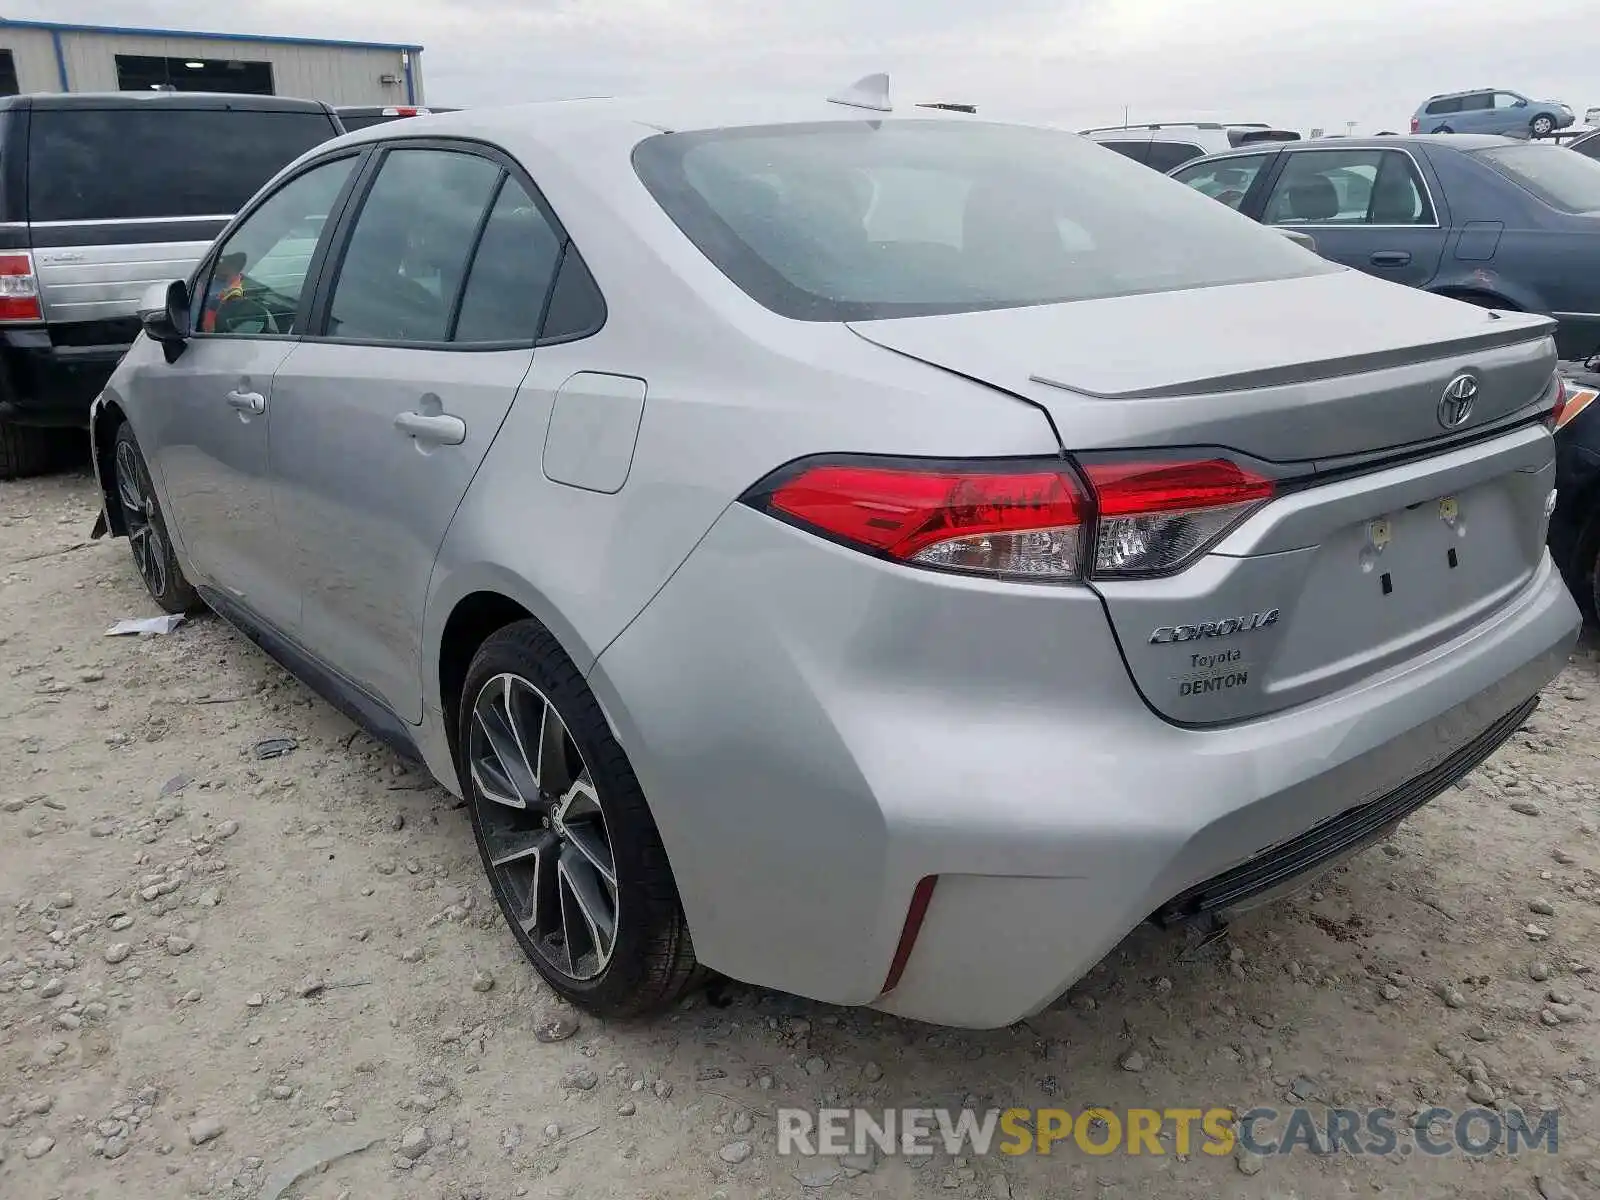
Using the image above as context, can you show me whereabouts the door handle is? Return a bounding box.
[394,410,466,446]
[226,389,266,414]
[1370,251,1412,267]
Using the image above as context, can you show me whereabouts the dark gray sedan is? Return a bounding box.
[1170,134,1600,359]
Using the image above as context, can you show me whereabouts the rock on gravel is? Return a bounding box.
[534,1014,579,1043]
[470,969,495,993]
[104,942,131,964]
[399,1126,432,1160]
[719,1140,753,1164]
[187,1117,225,1146]
[561,1066,599,1092]
[24,1134,56,1159]
[1119,1050,1146,1072]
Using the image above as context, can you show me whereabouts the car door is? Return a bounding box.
[1170,152,1277,212]
[139,151,363,627]
[268,142,565,723]
[1489,92,1529,136]
[1257,147,1446,288]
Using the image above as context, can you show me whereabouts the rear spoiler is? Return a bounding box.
[1229,129,1301,147]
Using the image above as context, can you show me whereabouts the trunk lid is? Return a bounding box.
[849,270,1561,724]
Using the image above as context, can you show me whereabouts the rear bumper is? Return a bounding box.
[591,503,1580,1028]
[0,329,130,428]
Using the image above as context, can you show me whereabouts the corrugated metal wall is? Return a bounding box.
[0,27,422,105]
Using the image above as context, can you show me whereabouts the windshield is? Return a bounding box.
[1474,143,1600,214]
[632,120,1337,321]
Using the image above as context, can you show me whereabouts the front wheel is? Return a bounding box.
[112,422,200,614]
[457,619,700,1017]
[1531,114,1556,138]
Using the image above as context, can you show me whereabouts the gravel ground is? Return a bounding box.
[3,466,1599,1200]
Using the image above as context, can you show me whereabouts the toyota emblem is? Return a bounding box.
[1438,374,1478,429]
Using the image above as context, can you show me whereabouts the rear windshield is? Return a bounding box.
[28,108,338,222]
[632,120,1336,321]
[1474,143,1600,214]
[337,113,395,131]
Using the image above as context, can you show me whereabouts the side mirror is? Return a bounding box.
[1514,98,1528,108]
[139,279,192,361]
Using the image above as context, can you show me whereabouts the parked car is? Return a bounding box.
[1080,121,1298,171]
[0,91,343,478]
[87,91,1578,1029]
[1170,134,1600,359]
[334,105,458,131]
[1551,358,1600,617]
[1568,129,1600,160]
[1412,89,1574,138]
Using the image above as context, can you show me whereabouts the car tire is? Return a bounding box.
[111,421,201,614]
[0,417,63,480]
[1433,124,1454,134]
[1576,511,1600,624]
[1530,114,1556,138]
[456,619,701,1017]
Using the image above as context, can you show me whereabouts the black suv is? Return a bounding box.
[0,91,344,477]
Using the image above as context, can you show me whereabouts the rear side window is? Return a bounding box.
[1145,141,1203,173]
[27,108,339,222]
[633,120,1335,322]
[1475,144,1600,214]
[452,179,564,344]
[1426,97,1463,115]
[1171,154,1272,209]
[1095,140,1148,163]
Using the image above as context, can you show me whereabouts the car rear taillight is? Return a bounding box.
[744,452,1276,583]
[1552,375,1598,432]
[0,252,42,322]
[1078,456,1276,576]
[763,461,1088,581]
[1410,116,1420,133]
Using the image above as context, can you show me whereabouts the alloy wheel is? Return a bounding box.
[468,672,619,981]
[114,438,168,599]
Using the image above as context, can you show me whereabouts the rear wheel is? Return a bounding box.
[1433,124,1454,134]
[456,619,700,1017]
[1531,114,1556,138]
[1576,511,1600,623]
[0,418,62,480]
[112,422,200,614]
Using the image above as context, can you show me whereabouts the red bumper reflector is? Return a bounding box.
[880,875,938,995]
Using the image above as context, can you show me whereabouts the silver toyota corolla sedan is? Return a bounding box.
[86,80,1581,1029]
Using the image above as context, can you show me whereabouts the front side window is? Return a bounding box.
[198,155,356,337]
[1171,154,1271,209]
[325,149,503,343]
[1263,150,1433,226]
[632,121,1336,322]
[1494,92,1526,110]
[1475,143,1600,214]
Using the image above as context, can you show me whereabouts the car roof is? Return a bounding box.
[0,91,332,113]
[319,92,1000,157]
[1422,88,1517,100]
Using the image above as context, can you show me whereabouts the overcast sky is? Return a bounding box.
[15,0,1597,134]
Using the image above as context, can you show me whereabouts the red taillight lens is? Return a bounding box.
[1553,376,1598,432]
[0,252,41,321]
[764,462,1089,581]
[382,107,425,117]
[1410,116,1420,133]
[1079,456,1275,576]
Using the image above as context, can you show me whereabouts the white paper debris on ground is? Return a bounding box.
[105,614,187,637]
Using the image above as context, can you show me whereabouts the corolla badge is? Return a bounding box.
[1149,610,1279,645]
[1437,374,1478,429]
